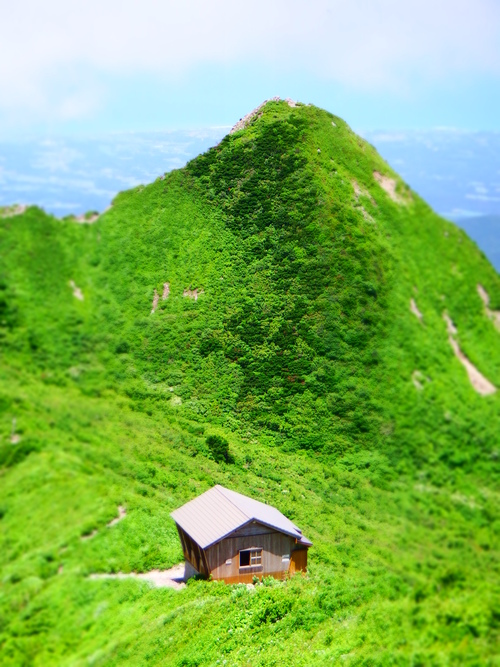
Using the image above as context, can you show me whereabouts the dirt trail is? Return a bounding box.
[162,282,170,300]
[107,506,126,527]
[89,563,186,589]
[443,313,496,395]
[477,284,500,330]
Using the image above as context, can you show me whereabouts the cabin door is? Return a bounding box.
[290,549,307,574]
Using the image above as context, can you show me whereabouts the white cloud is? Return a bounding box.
[466,194,500,201]
[0,0,499,122]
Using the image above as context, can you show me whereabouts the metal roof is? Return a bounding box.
[171,484,312,549]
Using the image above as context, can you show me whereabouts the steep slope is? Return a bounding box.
[0,100,499,665]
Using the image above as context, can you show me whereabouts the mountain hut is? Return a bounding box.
[170,484,312,583]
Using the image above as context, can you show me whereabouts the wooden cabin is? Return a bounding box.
[171,484,312,584]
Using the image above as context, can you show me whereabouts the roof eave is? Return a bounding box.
[173,516,304,550]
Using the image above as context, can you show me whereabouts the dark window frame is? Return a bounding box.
[239,548,263,569]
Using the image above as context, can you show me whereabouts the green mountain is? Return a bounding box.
[1,100,499,666]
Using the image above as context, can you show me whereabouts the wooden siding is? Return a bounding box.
[177,526,209,576]
[177,521,309,583]
[205,521,305,582]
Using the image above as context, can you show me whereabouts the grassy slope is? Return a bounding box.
[0,101,499,665]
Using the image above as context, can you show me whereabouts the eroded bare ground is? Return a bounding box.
[151,283,171,312]
[351,181,376,222]
[477,284,500,330]
[73,213,99,224]
[183,288,204,301]
[443,313,496,396]
[412,370,424,390]
[69,205,112,224]
[373,171,408,204]
[410,298,423,321]
[151,289,159,313]
[89,563,186,589]
[0,204,27,218]
[230,97,281,134]
[69,280,84,301]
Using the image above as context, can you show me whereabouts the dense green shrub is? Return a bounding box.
[206,435,233,463]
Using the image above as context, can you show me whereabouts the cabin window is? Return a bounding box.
[239,548,262,568]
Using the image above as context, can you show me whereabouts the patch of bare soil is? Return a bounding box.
[352,180,362,198]
[477,284,500,330]
[443,313,457,335]
[373,171,405,204]
[352,180,373,200]
[230,97,280,134]
[183,288,204,301]
[151,289,159,313]
[73,213,99,224]
[410,298,423,321]
[412,370,424,390]
[69,280,84,301]
[89,563,186,589]
[162,282,170,300]
[443,312,496,395]
[360,207,375,223]
[351,180,376,220]
[0,204,27,218]
[107,505,126,527]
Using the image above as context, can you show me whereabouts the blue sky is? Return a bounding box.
[1,0,500,136]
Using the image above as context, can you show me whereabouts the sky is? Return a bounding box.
[1,0,500,136]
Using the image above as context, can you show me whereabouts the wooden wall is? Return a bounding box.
[205,521,307,584]
[176,526,209,577]
[176,521,309,584]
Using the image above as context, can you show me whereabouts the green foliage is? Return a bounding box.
[206,434,233,463]
[0,100,499,665]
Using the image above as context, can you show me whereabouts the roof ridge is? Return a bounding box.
[214,484,252,521]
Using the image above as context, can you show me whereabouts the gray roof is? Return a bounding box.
[171,484,312,549]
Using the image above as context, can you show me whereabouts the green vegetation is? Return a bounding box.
[206,435,233,464]
[0,100,499,665]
